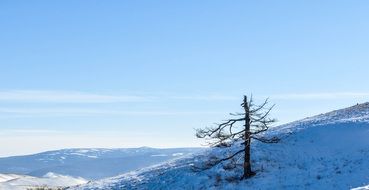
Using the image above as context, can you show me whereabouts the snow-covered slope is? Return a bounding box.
[72,103,369,190]
[0,147,202,180]
[0,172,87,190]
[0,174,22,183]
[353,184,369,190]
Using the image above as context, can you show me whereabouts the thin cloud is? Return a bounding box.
[0,108,223,117]
[0,90,150,103]
[169,95,238,101]
[0,90,240,103]
[270,92,369,100]
[0,129,65,135]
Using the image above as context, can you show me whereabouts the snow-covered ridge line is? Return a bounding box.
[302,102,369,124]
[272,102,369,134]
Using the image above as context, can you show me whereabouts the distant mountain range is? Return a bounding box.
[0,147,203,180]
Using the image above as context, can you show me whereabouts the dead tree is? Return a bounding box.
[196,95,279,179]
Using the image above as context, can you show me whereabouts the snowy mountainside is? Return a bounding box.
[274,102,369,133]
[0,174,21,183]
[0,172,87,190]
[0,147,202,180]
[72,103,369,190]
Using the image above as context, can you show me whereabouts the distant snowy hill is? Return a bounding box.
[0,147,202,180]
[0,172,87,190]
[72,103,369,190]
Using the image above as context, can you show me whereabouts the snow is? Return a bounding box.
[172,153,184,157]
[70,152,97,157]
[76,149,92,153]
[0,174,23,183]
[151,154,168,157]
[87,155,98,159]
[71,103,369,190]
[0,172,87,190]
[273,102,369,134]
[353,184,369,190]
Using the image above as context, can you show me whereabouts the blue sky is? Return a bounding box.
[1,0,369,156]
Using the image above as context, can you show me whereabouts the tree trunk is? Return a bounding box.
[242,95,254,179]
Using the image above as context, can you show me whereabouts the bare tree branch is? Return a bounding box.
[195,95,278,179]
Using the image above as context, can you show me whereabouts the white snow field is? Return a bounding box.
[0,172,87,190]
[71,103,369,190]
[353,184,369,190]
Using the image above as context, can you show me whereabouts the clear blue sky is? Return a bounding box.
[1,0,369,156]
